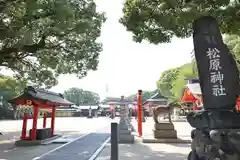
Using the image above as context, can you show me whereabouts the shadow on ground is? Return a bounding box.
[97,141,190,160]
[0,130,84,160]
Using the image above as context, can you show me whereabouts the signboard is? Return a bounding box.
[193,16,239,109]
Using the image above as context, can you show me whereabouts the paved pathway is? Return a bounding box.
[39,127,110,160]
[96,118,192,160]
[97,140,190,160]
[0,117,114,160]
[131,118,193,140]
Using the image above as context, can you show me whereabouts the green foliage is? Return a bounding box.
[157,61,198,100]
[64,87,100,105]
[0,0,106,88]
[0,75,26,100]
[156,68,180,98]
[224,34,240,70]
[0,75,26,119]
[126,90,157,102]
[120,0,240,44]
[155,34,240,101]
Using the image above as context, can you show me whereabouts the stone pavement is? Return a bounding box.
[131,118,193,141]
[96,118,192,160]
[0,117,114,160]
[39,127,110,160]
[96,140,190,160]
[0,130,84,160]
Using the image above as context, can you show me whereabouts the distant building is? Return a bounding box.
[55,106,78,117]
[100,96,135,116]
[143,91,168,116]
[78,105,100,117]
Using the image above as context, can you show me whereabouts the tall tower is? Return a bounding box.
[105,84,109,99]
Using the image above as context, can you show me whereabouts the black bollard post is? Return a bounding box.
[111,122,118,160]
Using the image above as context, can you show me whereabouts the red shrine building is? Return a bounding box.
[9,86,72,142]
[181,78,240,111]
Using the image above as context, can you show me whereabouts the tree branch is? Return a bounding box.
[0,35,46,55]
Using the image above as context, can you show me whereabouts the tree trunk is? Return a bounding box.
[12,104,17,120]
[13,110,17,120]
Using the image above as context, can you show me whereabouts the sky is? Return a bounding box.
[2,0,193,99]
[51,0,194,99]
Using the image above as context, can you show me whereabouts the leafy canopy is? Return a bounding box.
[156,61,198,100]
[64,87,100,105]
[224,35,240,69]
[156,68,179,98]
[0,0,106,88]
[0,75,26,100]
[120,0,240,44]
[126,90,157,102]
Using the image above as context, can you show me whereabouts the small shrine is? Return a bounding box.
[143,90,168,116]
[181,78,202,112]
[9,86,72,146]
[101,97,134,117]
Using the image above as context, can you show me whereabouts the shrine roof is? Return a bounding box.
[9,86,73,106]
[147,90,168,100]
[101,97,134,104]
[143,90,168,105]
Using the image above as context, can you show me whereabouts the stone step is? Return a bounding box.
[154,122,175,130]
[153,129,177,139]
[119,130,131,135]
[118,134,134,144]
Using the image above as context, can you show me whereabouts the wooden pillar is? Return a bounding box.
[137,90,143,137]
[31,106,39,140]
[51,106,56,136]
[21,113,28,140]
[43,112,47,128]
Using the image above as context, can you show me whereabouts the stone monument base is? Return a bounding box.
[153,122,177,139]
[87,115,93,118]
[153,129,177,139]
[142,122,191,143]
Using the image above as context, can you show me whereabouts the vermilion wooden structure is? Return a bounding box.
[137,90,143,137]
[9,86,72,141]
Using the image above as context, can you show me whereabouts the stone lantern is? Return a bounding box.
[118,96,134,143]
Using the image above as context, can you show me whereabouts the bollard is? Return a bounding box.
[111,122,118,160]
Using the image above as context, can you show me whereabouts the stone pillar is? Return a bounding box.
[141,107,146,122]
[118,96,134,143]
[153,107,177,139]
[173,108,177,121]
[87,107,93,118]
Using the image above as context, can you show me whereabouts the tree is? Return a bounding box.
[171,62,198,98]
[120,0,240,44]
[64,87,100,105]
[156,68,180,98]
[0,0,106,88]
[126,90,157,102]
[224,35,240,70]
[156,62,197,100]
[0,75,26,119]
